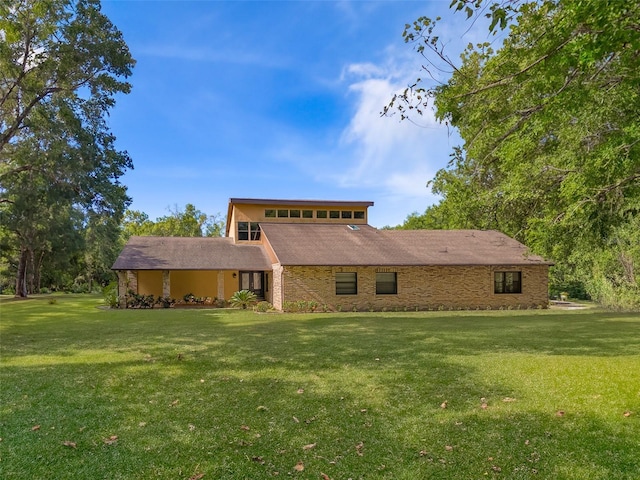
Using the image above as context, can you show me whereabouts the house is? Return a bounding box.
[112,198,552,310]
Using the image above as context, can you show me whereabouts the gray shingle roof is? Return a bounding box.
[111,236,272,270]
[260,223,552,266]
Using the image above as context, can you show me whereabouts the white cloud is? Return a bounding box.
[333,59,455,197]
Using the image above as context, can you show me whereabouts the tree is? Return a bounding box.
[390,0,640,308]
[0,0,135,296]
[121,204,225,240]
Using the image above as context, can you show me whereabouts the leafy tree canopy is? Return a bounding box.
[389,0,640,309]
[0,0,135,296]
[121,204,225,239]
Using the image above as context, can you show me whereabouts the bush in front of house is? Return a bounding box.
[229,290,258,309]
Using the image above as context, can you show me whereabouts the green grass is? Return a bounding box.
[1,295,639,479]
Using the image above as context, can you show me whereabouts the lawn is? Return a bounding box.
[1,295,639,479]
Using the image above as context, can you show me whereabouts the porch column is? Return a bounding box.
[162,270,171,298]
[217,271,225,300]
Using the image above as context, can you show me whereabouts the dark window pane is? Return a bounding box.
[317,210,327,218]
[302,210,313,218]
[290,209,301,218]
[494,271,521,294]
[250,222,261,240]
[376,272,397,295]
[354,211,365,219]
[277,209,289,218]
[336,272,357,295]
[265,209,276,218]
[329,210,340,219]
[341,211,352,219]
[238,222,249,241]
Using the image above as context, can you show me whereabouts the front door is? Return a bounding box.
[240,271,264,299]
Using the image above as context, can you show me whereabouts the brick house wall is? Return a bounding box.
[280,264,549,311]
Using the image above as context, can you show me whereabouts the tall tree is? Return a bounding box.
[389,0,640,308]
[0,0,134,296]
[121,204,225,240]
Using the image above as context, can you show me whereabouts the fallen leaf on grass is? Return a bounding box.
[303,443,316,451]
[503,397,516,402]
[189,424,196,431]
[294,461,304,472]
[623,411,632,417]
[297,388,305,394]
[170,399,179,407]
[320,473,331,480]
[491,465,502,472]
[103,435,118,445]
[252,456,265,464]
[440,401,448,409]
[31,425,41,431]
[445,445,454,452]
[62,440,77,448]
[240,425,251,431]
[481,403,488,410]
[292,416,300,423]
[355,441,364,456]
[189,474,204,480]
[556,410,565,417]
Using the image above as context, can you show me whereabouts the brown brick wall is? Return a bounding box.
[280,265,549,311]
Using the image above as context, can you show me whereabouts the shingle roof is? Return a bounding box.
[260,223,552,266]
[111,236,272,270]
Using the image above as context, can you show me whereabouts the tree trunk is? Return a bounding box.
[27,248,36,294]
[15,248,28,297]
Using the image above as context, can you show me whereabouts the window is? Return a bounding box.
[250,222,261,240]
[494,272,522,294]
[265,209,276,218]
[237,222,249,240]
[336,272,357,295]
[329,210,340,219]
[290,209,301,218]
[237,222,260,241]
[302,210,313,218]
[317,210,327,219]
[354,211,365,220]
[277,209,289,218]
[341,210,352,219]
[376,272,397,295]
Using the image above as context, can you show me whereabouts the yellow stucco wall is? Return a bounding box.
[137,271,163,297]
[170,270,218,299]
[224,271,240,299]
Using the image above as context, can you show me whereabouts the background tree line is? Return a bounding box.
[389,0,639,310]
[0,202,224,295]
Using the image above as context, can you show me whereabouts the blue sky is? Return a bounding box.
[101,1,486,228]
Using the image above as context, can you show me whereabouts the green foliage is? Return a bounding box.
[253,301,274,313]
[155,296,176,308]
[0,0,135,297]
[1,296,639,478]
[102,281,119,308]
[282,300,319,313]
[121,204,225,240]
[229,289,258,309]
[392,0,640,309]
[126,290,155,309]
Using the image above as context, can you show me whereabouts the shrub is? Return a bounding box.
[229,290,258,309]
[156,296,176,308]
[183,293,196,304]
[127,290,155,309]
[254,301,274,313]
[103,282,119,308]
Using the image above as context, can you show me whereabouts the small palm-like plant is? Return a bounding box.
[229,290,258,309]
